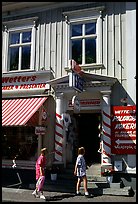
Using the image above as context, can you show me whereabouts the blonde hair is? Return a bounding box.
[41,147,48,154]
[78,147,85,155]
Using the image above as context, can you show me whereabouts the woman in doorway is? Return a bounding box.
[74,147,90,197]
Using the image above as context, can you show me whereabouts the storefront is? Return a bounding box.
[46,68,136,185]
[2,69,136,180]
[2,70,55,169]
[47,70,118,169]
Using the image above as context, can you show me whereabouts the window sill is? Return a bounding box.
[65,63,105,73]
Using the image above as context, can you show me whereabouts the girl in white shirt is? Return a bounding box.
[74,147,89,196]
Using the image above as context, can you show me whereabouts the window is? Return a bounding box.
[2,17,38,73]
[2,126,38,161]
[63,7,104,68]
[70,21,97,65]
[9,30,32,71]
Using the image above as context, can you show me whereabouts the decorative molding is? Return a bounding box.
[3,16,39,29]
[64,64,105,73]
[63,6,105,17]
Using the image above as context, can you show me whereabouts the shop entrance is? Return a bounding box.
[74,113,101,166]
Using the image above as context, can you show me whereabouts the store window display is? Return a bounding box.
[2,126,38,160]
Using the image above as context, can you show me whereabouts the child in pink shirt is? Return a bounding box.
[32,147,48,199]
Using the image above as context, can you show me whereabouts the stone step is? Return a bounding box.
[80,186,135,197]
[86,169,101,176]
[87,175,107,182]
[102,186,134,196]
[82,181,124,189]
[110,182,124,188]
[81,181,110,189]
[57,173,77,181]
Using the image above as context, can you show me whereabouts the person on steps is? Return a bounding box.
[74,147,89,197]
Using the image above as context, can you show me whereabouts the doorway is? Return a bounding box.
[74,113,101,166]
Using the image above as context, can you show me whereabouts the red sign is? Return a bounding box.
[2,73,50,91]
[68,99,100,107]
[111,106,136,154]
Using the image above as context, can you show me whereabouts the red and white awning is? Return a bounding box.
[2,97,47,126]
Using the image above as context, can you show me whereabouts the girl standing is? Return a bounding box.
[74,147,89,197]
[32,147,48,199]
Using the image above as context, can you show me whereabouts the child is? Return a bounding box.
[32,147,48,199]
[74,147,89,197]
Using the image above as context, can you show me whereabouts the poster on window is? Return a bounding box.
[111,106,136,154]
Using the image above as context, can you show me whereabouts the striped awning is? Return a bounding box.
[2,97,47,126]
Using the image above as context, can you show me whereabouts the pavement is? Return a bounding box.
[2,187,136,202]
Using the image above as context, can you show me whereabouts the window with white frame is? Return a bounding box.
[3,17,37,72]
[9,29,32,71]
[70,21,97,65]
[63,7,104,67]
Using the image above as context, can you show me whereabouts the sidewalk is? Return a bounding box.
[2,187,75,202]
[2,187,136,202]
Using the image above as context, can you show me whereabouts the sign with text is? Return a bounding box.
[69,71,83,92]
[111,106,136,154]
[2,72,50,91]
[35,126,46,135]
[68,98,100,107]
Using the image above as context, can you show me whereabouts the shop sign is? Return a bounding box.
[68,99,100,107]
[2,72,50,91]
[35,126,46,135]
[69,71,83,92]
[111,106,136,154]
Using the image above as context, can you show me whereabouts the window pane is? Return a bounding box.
[72,39,82,64]
[22,31,31,43]
[2,127,38,160]
[85,38,96,64]
[85,22,96,35]
[21,46,31,69]
[72,24,82,37]
[10,33,20,44]
[9,47,19,70]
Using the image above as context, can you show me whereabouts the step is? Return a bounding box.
[81,181,110,189]
[57,173,77,181]
[110,182,124,188]
[82,181,123,189]
[87,175,107,182]
[80,186,135,197]
[102,186,135,196]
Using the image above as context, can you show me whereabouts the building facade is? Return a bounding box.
[2,2,136,186]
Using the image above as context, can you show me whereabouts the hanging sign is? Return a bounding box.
[42,107,47,121]
[111,106,136,154]
[69,71,83,92]
[72,95,80,113]
[35,126,46,135]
